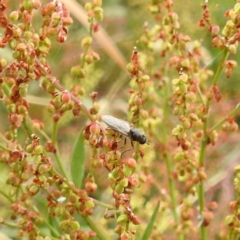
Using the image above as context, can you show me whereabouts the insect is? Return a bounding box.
[101,115,147,144]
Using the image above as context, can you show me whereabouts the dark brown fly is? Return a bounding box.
[101,115,147,144]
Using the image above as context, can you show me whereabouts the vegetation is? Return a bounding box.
[0,0,240,239]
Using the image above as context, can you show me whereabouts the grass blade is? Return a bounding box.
[140,201,160,240]
[71,130,85,188]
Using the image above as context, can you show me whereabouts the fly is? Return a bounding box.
[101,115,147,144]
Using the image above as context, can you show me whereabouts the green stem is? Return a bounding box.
[91,198,114,209]
[31,204,59,238]
[52,121,58,146]
[211,49,229,85]
[23,115,34,137]
[198,176,207,240]
[81,17,94,67]
[197,86,205,106]
[1,220,19,228]
[0,142,10,151]
[51,121,69,180]
[161,78,184,240]
[0,132,9,143]
[37,128,51,141]
[54,150,68,180]
[83,216,110,240]
[165,154,178,222]
[41,216,60,237]
[198,48,229,240]
[0,189,14,203]
[210,103,240,133]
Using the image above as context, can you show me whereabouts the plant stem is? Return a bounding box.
[52,121,58,146]
[210,103,240,133]
[198,48,229,240]
[54,151,69,180]
[161,78,184,240]
[34,56,94,121]
[83,216,110,240]
[0,143,10,151]
[0,189,14,203]
[91,198,114,209]
[165,153,178,221]
[81,18,93,67]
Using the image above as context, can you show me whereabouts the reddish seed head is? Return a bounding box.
[125,158,137,168]
[229,201,237,210]
[84,123,91,134]
[45,141,56,153]
[63,16,73,26]
[135,96,143,106]
[210,25,220,35]
[231,122,238,132]
[87,10,94,18]
[211,35,223,48]
[225,60,237,69]
[198,167,207,180]
[92,51,100,61]
[97,136,107,148]
[33,0,41,9]
[51,190,61,199]
[61,91,71,103]
[208,201,218,210]
[198,19,205,27]
[202,211,214,226]
[93,23,100,32]
[128,177,139,187]
[9,113,22,127]
[53,113,61,122]
[57,33,67,43]
[89,122,100,134]
[89,92,98,101]
[130,215,141,225]
[165,0,174,8]
[23,12,32,24]
[120,232,129,240]
[195,130,203,139]
[89,136,98,146]
[32,119,44,130]
[181,208,193,220]
[225,68,232,78]
[10,149,24,162]
[109,141,118,151]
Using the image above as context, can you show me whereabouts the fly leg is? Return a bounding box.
[120,140,134,158]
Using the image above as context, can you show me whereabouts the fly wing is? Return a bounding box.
[102,115,131,137]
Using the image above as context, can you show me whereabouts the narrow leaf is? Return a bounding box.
[141,201,160,240]
[71,130,85,188]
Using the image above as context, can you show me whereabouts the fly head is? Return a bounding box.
[129,128,147,144]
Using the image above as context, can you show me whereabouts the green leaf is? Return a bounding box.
[71,130,86,188]
[140,201,160,240]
